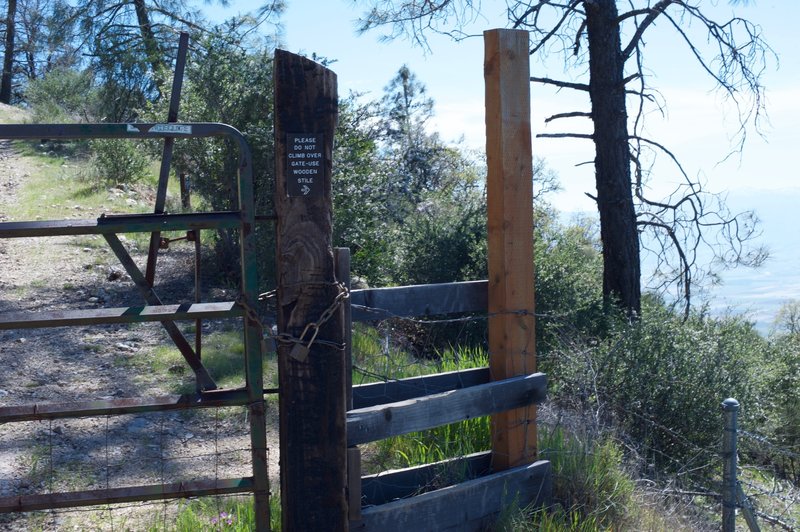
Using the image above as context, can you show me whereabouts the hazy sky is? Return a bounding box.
[209,1,799,214]
[278,2,798,214]
[202,1,799,326]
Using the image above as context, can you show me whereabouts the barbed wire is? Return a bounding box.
[740,429,800,461]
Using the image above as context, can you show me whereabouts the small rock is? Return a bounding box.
[52,426,63,435]
[107,269,122,281]
[88,296,99,303]
[16,337,26,344]
[83,247,91,252]
[168,364,185,374]
[115,342,137,352]
[0,389,9,397]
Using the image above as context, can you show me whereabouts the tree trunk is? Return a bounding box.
[132,0,163,75]
[1,0,17,104]
[584,0,641,316]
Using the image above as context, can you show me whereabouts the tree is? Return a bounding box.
[1,0,17,103]
[377,65,471,218]
[16,0,80,81]
[356,0,772,317]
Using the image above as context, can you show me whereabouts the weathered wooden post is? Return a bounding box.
[274,50,348,530]
[484,28,538,470]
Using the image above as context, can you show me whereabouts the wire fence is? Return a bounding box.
[0,404,270,531]
[3,286,799,529]
[345,306,800,530]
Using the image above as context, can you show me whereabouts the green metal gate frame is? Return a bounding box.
[0,122,271,530]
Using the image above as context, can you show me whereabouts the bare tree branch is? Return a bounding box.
[621,0,674,59]
[545,111,592,123]
[537,133,594,139]
[530,76,589,91]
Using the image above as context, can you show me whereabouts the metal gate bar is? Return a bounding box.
[0,122,271,528]
[0,477,255,513]
[146,31,189,287]
[0,211,242,238]
[0,388,251,423]
[104,232,215,390]
[0,301,241,329]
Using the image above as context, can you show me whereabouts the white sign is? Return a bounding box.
[149,124,192,135]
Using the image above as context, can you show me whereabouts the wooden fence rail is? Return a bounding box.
[348,373,546,446]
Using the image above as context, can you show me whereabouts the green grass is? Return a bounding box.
[5,144,182,223]
[351,327,688,530]
[147,329,276,394]
[145,494,281,531]
[738,466,800,530]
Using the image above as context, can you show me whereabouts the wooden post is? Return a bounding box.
[335,247,353,411]
[335,247,361,524]
[274,50,348,530]
[484,28,537,470]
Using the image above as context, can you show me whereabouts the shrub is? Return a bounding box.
[545,297,770,475]
[89,138,150,185]
[25,68,98,123]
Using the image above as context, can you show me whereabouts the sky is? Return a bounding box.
[205,1,800,215]
[206,1,800,328]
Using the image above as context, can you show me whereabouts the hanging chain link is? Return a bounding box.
[236,294,269,356]
[238,282,349,362]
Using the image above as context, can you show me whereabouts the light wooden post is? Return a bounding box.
[484,28,537,470]
[274,49,348,531]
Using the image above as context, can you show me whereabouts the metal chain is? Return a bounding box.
[236,294,270,356]
[239,283,349,360]
[276,282,349,360]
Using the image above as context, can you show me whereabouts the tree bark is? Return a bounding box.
[132,0,163,75]
[1,0,17,104]
[584,0,641,316]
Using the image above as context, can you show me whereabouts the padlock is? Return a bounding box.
[289,343,309,362]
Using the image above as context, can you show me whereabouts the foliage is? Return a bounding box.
[760,309,800,483]
[534,208,605,347]
[530,428,634,530]
[143,22,277,283]
[356,0,773,319]
[24,67,96,122]
[88,138,150,185]
[147,494,281,531]
[395,184,486,286]
[16,0,81,80]
[543,296,771,473]
[332,94,396,285]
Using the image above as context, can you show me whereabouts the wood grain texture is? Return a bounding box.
[347,373,546,446]
[274,49,347,531]
[350,280,487,321]
[353,460,551,532]
[351,367,490,410]
[484,29,538,470]
[360,451,492,506]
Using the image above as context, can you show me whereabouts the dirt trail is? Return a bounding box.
[0,143,279,530]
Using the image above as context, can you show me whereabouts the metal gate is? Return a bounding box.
[0,122,271,530]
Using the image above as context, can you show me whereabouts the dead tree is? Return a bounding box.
[357,0,772,318]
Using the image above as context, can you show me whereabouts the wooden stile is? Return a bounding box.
[484,28,538,470]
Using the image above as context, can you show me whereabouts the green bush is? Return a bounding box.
[26,68,97,123]
[88,138,150,185]
[545,297,770,474]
